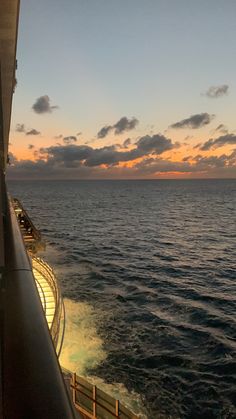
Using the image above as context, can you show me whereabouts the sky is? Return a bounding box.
[8,0,236,179]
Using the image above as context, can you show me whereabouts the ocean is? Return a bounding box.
[7,179,236,419]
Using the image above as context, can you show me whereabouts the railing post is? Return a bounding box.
[72,373,77,405]
[93,385,97,418]
[115,399,119,417]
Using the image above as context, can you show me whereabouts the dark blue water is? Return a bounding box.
[7,179,236,418]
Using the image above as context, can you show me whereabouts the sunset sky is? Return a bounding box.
[8,0,236,179]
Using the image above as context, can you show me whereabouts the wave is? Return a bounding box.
[60,299,148,418]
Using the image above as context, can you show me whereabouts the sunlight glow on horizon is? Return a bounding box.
[8,0,236,179]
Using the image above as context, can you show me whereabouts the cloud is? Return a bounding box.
[97,125,113,139]
[200,134,236,151]
[32,95,59,114]
[192,151,236,169]
[54,134,63,139]
[136,134,174,154]
[97,117,139,138]
[7,127,236,179]
[63,136,77,145]
[40,144,92,167]
[26,129,41,136]
[7,152,18,165]
[170,113,215,129]
[76,132,82,136]
[113,117,139,135]
[193,143,202,149]
[36,133,174,169]
[204,84,229,98]
[85,145,130,167]
[135,151,236,176]
[122,138,131,148]
[15,123,25,133]
[7,147,236,179]
[16,124,41,136]
[214,124,228,135]
[134,157,193,174]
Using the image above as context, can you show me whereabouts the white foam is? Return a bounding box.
[60,298,106,374]
[60,298,148,418]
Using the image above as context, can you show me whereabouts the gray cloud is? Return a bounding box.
[54,134,63,139]
[193,143,202,149]
[40,144,92,167]
[16,124,41,136]
[200,134,236,151]
[7,152,18,165]
[7,148,236,179]
[28,144,35,150]
[123,138,131,148]
[15,123,25,133]
[114,117,139,135]
[170,113,215,129]
[87,134,173,166]
[136,134,173,154]
[32,95,59,114]
[63,136,77,145]
[40,144,137,168]
[214,124,228,134]
[134,158,193,174]
[205,84,229,99]
[97,117,139,138]
[85,145,128,167]
[7,126,236,179]
[37,133,174,168]
[9,158,53,176]
[192,152,236,169]
[97,125,113,139]
[26,129,41,136]
[134,151,236,175]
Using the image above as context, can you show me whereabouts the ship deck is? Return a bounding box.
[33,258,56,330]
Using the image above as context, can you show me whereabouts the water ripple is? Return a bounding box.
[8,179,236,419]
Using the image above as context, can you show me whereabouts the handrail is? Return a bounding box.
[12,197,41,242]
[11,197,65,354]
[2,195,75,418]
[70,373,138,419]
[73,387,118,419]
[0,169,5,271]
[57,297,66,358]
[31,256,64,353]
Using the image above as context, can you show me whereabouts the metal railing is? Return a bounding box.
[58,296,66,358]
[35,276,47,312]
[70,372,138,419]
[11,196,65,356]
[32,256,65,355]
[2,194,75,418]
[12,197,41,242]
